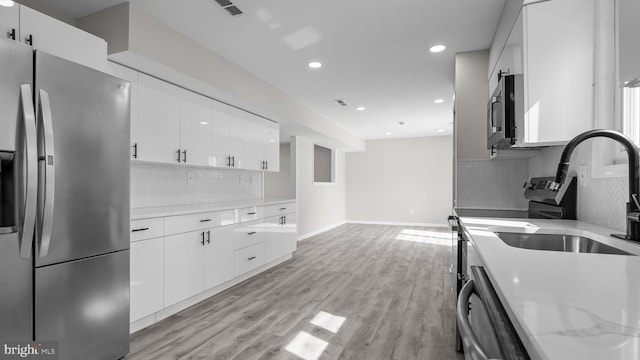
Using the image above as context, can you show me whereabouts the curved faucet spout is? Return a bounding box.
[554,129,640,241]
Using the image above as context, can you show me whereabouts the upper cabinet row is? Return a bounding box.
[489,0,595,147]
[111,63,280,172]
[0,4,107,71]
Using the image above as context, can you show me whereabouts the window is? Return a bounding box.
[622,86,640,144]
[313,145,336,184]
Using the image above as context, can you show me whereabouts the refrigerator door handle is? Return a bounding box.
[18,84,37,259]
[37,89,55,258]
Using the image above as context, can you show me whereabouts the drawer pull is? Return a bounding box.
[247,212,257,215]
[200,218,212,222]
[279,208,287,211]
[131,227,149,232]
[248,231,257,235]
[248,256,256,261]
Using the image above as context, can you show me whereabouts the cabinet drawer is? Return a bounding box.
[164,210,235,235]
[234,220,264,250]
[263,202,296,218]
[130,218,164,242]
[237,206,261,222]
[234,242,264,276]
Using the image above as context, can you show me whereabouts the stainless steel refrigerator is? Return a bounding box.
[0,37,130,359]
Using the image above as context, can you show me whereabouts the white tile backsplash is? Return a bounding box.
[131,163,262,208]
[456,159,529,209]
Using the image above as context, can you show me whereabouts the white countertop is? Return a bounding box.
[458,216,640,360]
[131,198,296,220]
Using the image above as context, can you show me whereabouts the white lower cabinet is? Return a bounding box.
[204,225,236,289]
[234,242,265,276]
[130,238,163,322]
[282,212,298,254]
[163,231,206,307]
[264,215,283,264]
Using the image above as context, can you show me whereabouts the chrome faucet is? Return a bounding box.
[553,129,640,242]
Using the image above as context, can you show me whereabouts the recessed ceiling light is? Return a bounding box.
[356,106,365,111]
[386,132,392,136]
[434,99,444,104]
[429,44,446,53]
[200,121,209,125]
[0,0,14,6]
[437,129,444,133]
[308,61,322,69]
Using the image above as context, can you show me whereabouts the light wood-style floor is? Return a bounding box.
[125,223,464,360]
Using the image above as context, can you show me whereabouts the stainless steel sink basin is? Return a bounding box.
[495,232,634,255]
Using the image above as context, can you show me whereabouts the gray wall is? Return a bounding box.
[313,145,332,183]
[264,143,295,200]
[346,136,453,225]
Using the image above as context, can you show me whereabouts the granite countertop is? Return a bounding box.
[131,198,296,220]
[457,215,640,360]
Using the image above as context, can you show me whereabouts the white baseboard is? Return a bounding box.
[298,221,346,241]
[346,220,448,227]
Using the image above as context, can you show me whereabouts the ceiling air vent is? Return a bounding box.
[213,0,243,16]
[334,99,347,107]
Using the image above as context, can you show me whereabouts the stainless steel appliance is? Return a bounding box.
[0,37,130,359]
[487,73,523,150]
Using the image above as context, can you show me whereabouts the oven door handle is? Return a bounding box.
[456,280,497,360]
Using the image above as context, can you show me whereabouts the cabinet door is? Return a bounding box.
[212,100,230,168]
[521,0,594,146]
[109,63,139,160]
[0,4,19,42]
[138,74,181,163]
[204,225,235,289]
[244,114,264,171]
[228,107,246,168]
[163,231,205,307]
[282,213,297,254]
[130,238,163,322]
[179,89,214,166]
[19,5,107,71]
[262,120,280,172]
[263,216,283,263]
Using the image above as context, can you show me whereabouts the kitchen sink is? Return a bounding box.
[494,232,634,255]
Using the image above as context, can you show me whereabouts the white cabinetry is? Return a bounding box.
[490,0,595,148]
[282,212,298,254]
[204,225,235,289]
[264,216,283,263]
[212,101,247,169]
[163,231,206,307]
[179,88,214,166]
[130,238,163,322]
[8,5,107,71]
[262,121,280,172]
[109,63,139,160]
[518,0,594,146]
[138,74,181,163]
[246,114,280,172]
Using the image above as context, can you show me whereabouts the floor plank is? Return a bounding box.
[125,223,464,360]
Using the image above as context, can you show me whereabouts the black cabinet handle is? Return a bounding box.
[226,156,231,167]
[232,156,235,167]
[206,230,211,244]
[200,232,205,246]
[200,218,212,223]
[8,28,15,40]
[25,34,32,46]
[283,215,287,225]
[182,149,187,163]
[131,227,149,232]
[133,143,138,159]
[248,231,257,235]
[248,256,256,261]
[280,208,287,211]
[176,149,181,163]
[264,161,268,170]
[247,212,257,215]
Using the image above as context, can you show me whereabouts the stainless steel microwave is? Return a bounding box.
[487,74,523,149]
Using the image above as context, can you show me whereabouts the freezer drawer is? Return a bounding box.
[35,250,130,360]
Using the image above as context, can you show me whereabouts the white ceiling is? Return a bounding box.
[27,0,505,141]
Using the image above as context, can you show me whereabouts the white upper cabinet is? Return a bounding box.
[109,63,139,160]
[179,88,214,166]
[261,120,280,172]
[518,0,595,146]
[245,113,280,172]
[228,107,246,169]
[212,100,231,168]
[18,5,107,71]
[244,114,266,171]
[0,4,19,42]
[138,74,181,163]
[489,11,524,97]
